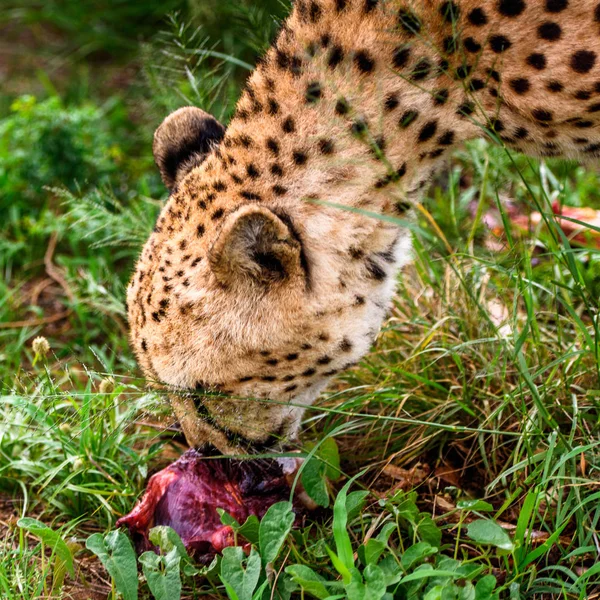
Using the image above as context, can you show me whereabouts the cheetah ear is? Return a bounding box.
[153,106,225,191]
[208,205,304,287]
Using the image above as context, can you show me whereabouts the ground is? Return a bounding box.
[1,1,600,599]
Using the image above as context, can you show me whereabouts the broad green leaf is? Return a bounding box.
[301,458,330,508]
[18,518,74,577]
[148,526,190,561]
[286,565,330,599]
[139,548,182,600]
[86,530,139,600]
[401,542,437,571]
[220,546,262,600]
[259,501,294,565]
[423,585,445,600]
[378,555,403,586]
[456,500,494,513]
[363,564,387,599]
[475,575,498,600]
[466,520,514,552]
[326,545,352,584]
[333,480,355,572]
[238,515,260,546]
[359,538,386,566]
[346,491,370,521]
[318,437,341,481]
[414,514,442,547]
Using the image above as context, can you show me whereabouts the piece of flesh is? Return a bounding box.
[117,449,302,563]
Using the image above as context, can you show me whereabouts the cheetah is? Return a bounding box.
[128,0,600,453]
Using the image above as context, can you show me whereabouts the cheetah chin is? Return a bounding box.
[128,0,600,453]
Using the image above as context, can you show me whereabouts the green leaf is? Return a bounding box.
[301,458,330,508]
[139,548,182,600]
[18,517,74,577]
[333,480,355,572]
[456,500,494,513]
[360,538,386,566]
[346,491,370,521]
[475,575,498,600]
[466,520,515,552]
[401,542,437,571]
[414,514,442,547]
[378,555,403,586]
[220,546,262,600]
[318,437,342,481]
[363,564,387,599]
[238,515,260,546]
[86,530,139,600]
[259,501,294,566]
[285,565,330,599]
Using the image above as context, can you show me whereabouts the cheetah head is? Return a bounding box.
[128,107,405,452]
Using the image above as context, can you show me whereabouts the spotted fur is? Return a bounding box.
[129,0,600,450]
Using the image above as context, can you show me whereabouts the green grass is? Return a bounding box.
[2,2,600,598]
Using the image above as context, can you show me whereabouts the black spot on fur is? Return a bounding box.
[240,190,262,201]
[317,355,332,365]
[538,22,562,41]
[490,35,512,53]
[335,98,350,115]
[418,120,438,142]
[354,50,375,73]
[340,338,353,352]
[527,53,547,70]
[398,9,421,35]
[302,368,316,377]
[319,138,335,154]
[546,0,567,11]
[399,110,419,128]
[271,164,284,177]
[286,353,299,361]
[293,150,308,165]
[351,118,368,137]
[282,116,296,133]
[532,108,553,122]
[246,164,260,179]
[470,78,485,91]
[392,46,411,69]
[411,58,431,81]
[571,50,597,74]
[305,81,323,103]
[196,224,205,237]
[385,93,400,111]
[272,185,288,196]
[497,0,526,17]
[267,98,280,115]
[575,90,592,100]
[328,45,345,69]
[439,1,459,23]
[266,138,280,155]
[458,102,475,117]
[438,131,455,145]
[364,0,378,12]
[335,0,347,11]
[464,37,482,53]
[433,89,449,106]
[468,7,488,25]
[547,80,563,92]
[510,77,531,94]
[211,208,225,220]
[309,0,322,23]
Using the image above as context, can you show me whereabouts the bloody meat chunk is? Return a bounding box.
[117,449,303,562]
